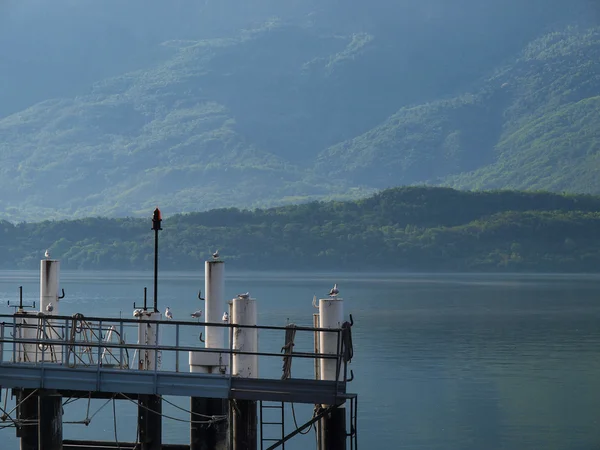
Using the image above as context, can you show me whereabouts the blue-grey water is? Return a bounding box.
[0,270,600,449]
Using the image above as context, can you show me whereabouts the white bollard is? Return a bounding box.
[40,259,60,316]
[15,313,37,363]
[231,297,258,378]
[318,298,344,382]
[137,311,161,370]
[204,261,225,349]
[39,259,62,362]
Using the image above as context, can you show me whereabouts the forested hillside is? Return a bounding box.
[0,1,598,221]
[2,187,600,273]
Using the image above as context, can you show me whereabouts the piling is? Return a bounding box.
[38,390,62,450]
[190,397,228,450]
[16,388,38,450]
[318,297,346,450]
[137,311,162,449]
[138,394,162,450]
[190,259,228,450]
[204,260,225,349]
[40,259,60,316]
[231,296,258,450]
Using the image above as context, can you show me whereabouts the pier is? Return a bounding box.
[0,257,357,449]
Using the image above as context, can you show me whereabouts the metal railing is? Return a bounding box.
[0,313,350,385]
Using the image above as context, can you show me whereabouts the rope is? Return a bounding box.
[64,395,113,425]
[113,398,121,450]
[341,321,354,363]
[118,394,227,425]
[281,324,296,380]
[1,389,38,426]
[291,403,314,435]
[162,396,224,420]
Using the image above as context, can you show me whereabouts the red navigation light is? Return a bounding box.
[152,207,162,231]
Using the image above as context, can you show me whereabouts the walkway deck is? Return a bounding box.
[0,313,351,405]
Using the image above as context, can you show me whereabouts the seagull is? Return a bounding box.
[133,309,144,318]
[165,306,173,320]
[222,311,229,323]
[237,292,250,300]
[328,283,339,297]
[46,303,54,313]
[44,249,50,259]
[190,310,203,320]
[212,249,220,260]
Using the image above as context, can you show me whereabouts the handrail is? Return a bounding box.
[3,313,341,332]
[0,313,351,384]
[0,335,340,360]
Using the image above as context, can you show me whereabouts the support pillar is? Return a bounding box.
[138,394,162,450]
[38,390,62,450]
[320,407,346,450]
[16,388,38,450]
[232,400,257,450]
[231,295,258,450]
[318,297,346,450]
[190,397,228,450]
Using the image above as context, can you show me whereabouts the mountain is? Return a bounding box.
[2,187,600,272]
[0,0,598,221]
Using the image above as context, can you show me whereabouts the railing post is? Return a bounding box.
[97,320,103,366]
[155,322,160,377]
[41,317,47,364]
[229,323,234,378]
[175,323,180,373]
[63,318,69,365]
[119,320,124,369]
[0,322,4,363]
[12,315,16,363]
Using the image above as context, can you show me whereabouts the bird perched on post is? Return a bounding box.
[46,303,54,313]
[328,283,339,297]
[133,309,144,318]
[191,310,203,320]
[44,249,50,259]
[212,250,220,260]
[165,306,173,320]
[237,292,250,300]
[222,311,229,323]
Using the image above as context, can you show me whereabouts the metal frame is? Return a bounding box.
[0,313,352,405]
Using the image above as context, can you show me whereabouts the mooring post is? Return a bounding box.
[231,295,258,450]
[318,297,347,450]
[138,394,162,450]
[232,399,257,450]
[16,388,38,450]
[190,258,229,450]
[38,389,62,450]
[190,397,228,450]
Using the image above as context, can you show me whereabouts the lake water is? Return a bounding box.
[0,270,599,449]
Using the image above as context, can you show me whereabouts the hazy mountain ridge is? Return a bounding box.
[318,26,600,190]
[0,1,598,221]
[3,187,600,272]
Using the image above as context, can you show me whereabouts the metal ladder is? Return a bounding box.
[259,401,285,449]
[348,395,358,449]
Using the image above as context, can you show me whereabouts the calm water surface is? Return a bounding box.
[0,270,599,449]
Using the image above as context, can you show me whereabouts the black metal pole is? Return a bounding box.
[151,208,162,313]
[153,229,158,312]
